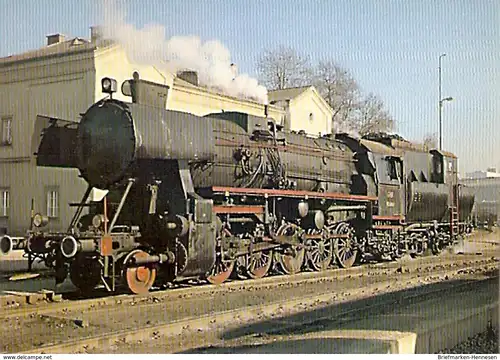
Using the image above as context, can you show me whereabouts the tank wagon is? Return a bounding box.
[0,75,474,294]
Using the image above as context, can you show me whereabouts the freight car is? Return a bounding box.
[0,75,474,294]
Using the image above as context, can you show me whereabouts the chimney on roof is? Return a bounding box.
[90,26,103,43]
[46,34,66,46]
[177,70,199,86]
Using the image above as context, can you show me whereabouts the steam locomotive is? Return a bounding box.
[0,75,475,294]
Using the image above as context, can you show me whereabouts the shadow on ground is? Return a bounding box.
[182,275,499,354]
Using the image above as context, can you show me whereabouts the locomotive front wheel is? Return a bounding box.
[333,223,358,268]
[123,250,157,295]
[245,249,273,279]
[308,238,333,272]
[70,256,101,293]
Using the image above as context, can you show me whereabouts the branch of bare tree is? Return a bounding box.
[256,45,312,90]
[423,133,438,149]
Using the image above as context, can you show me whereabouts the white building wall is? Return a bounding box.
[94,46,174,105]
[288,90,332,136]
[0,53,96,234]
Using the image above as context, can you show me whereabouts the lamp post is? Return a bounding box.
[438,53,453,150]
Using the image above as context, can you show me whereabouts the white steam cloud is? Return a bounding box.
[98,0,268,104]
[332,119,361,139]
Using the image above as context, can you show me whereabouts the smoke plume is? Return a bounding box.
[332,119,361,139]
[98,0,268,104]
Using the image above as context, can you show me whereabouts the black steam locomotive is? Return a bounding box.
[0,75,475,294]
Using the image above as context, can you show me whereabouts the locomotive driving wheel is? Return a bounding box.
[69,255,101,293]
[245,248,274,279]
[409,233,425,258]
[333,222,358,268]
[308,232,333,272]
[275,223,305,275]
[430,234,444,255]
[122,249,157,295]
[206,229,235,285]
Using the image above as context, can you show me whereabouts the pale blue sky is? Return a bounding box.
[0,0,498,174]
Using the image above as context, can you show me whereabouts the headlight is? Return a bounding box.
[102,78,111,90]
[101,77,117,94]
[92,214,106,229]
[33,213,49,227]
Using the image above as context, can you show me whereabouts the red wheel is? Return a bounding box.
[123,250,157,294]
[245,249,273,279]
[206,258,235,284]
[275,223,305,275]
[206,229,235,285]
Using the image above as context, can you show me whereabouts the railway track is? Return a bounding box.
[1,255,495,354]
[21,261,498,354]
[0,250,496,319]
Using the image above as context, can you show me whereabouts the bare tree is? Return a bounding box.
[423,133,438,149]
[256,45,312,90]
[356,92,395,135]
[256,46,396,136]
[313,61,360,131]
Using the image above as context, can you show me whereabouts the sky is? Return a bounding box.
[0,0,498,175]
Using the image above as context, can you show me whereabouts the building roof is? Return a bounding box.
[268,86,311,103]
[173,77,283,110]
[268,85,335,119]
[0,37,115,67]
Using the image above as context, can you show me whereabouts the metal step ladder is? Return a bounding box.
[449,184,459,236]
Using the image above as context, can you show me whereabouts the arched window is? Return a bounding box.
[309,112,314,123]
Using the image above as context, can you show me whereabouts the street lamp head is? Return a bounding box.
[443,96,453,102]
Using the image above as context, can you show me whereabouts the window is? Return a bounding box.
[387,160,398,181]
[46,189,59,218]
[431,155,444,183]
[309,112,314,123]
[0,189,9,217]
[1,117,12,145]
[386,158,403,183]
